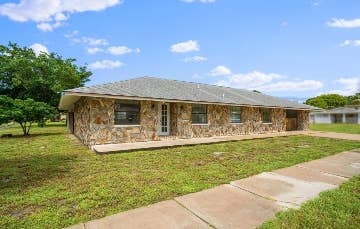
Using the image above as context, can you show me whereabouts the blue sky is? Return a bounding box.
[0,0,359,99]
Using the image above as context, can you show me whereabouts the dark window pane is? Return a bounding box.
[114,100,140,125]
[191,104,207,124]
[230,106,241,123]
[192,104,206,114]
[261,108,271,123]
[192,114,207,124]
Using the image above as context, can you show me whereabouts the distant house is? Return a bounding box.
[59,76,311,146]
[310,106,360,124]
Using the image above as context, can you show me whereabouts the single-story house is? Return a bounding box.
[310,106,360,124]
[59,76,311,147]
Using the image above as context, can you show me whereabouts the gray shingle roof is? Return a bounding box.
[64,76,310,109]
[327,107,360,114]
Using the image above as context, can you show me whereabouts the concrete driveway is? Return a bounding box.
[68,149,360,229]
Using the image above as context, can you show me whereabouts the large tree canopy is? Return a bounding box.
[347,93,360,105]
[0,96,55,135]
[0,43,91,108]
[305,94,348,109]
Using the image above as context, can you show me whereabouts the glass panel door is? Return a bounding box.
[159,103,170,135]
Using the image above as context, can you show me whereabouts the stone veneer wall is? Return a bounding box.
[296,110,310,130]
[73,97,307,146]
[74,97,159,146]
[191,105,287,138]
[74,97,91,145]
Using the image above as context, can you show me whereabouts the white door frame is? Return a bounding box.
[159,103,170,135]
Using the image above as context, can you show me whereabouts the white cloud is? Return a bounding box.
[89,60,123,70]
[340,39,360,47]
[215,70,323,92]
[170,40,199,53]
[64,30,79,38]
[108,46,140,55]
[0,0,122,31]
[216,71,284,88]
[210,65,232,76]
[82,37,108,46]
[181,0,215,3]
[327,18,360,28]
[86,47,103,55]
[65,31,141,56]
[37,21,62,32]
[183,56,207,62]
[331,77,360,95]
[65,31,108,47]
[29,43,49,56]
[256,80,323,92]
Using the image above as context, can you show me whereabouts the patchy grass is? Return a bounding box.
[310,123,360,134]
[1,124,360,228]
[260,176,360,229]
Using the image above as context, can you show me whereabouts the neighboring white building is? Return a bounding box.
[310,106,360,124]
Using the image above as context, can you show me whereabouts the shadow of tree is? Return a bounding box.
[1,132,65,139]
[0,153,75,190]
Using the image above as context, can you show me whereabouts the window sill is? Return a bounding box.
[262,122,272,125]
[114,124,141,128]
[231,122,243,125]
[192,123,209,126]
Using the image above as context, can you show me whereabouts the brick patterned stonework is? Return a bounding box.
[73,97,308,146]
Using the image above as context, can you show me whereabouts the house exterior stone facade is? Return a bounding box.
[73,97,309,146]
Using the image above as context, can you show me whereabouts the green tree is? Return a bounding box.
[347,93,360,105]
[305,94,347,109]
[0,95,55,135]
[0,43,91,108]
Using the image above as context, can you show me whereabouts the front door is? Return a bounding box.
[285,110,298,131]
[159,103,170,135]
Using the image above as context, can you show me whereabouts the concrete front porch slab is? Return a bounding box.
[175,184,280,229]
[298,151,360,178]
[92,131,308,153]
[85,200,209,229]
[231,172,337,208]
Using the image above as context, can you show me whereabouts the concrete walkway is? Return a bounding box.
[68,149,360,229]
[93,131,360,153]
[307,131,360,141]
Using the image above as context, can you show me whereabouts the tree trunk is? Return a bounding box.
[26,122,32,135]
[19,122,27,136]
[19,122,32,135]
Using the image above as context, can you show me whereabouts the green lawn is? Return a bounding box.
[1,123,360,228]
[261,175,360,229]
[310,123,360,134]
